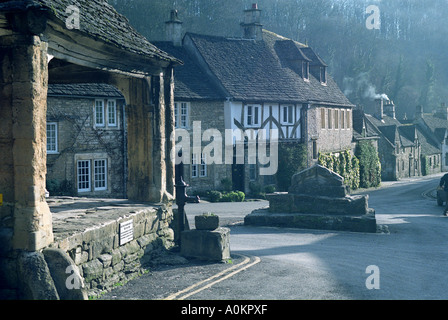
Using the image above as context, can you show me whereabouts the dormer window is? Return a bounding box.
[302,61,309,81]
[320,67,327,84]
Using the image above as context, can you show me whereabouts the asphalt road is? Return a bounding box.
[101,173,448,300]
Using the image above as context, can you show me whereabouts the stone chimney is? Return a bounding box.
[375,98,384,120]
[241,3,263,41]
[165,9,183,46]
[435,102,448,120]
[415,105,423,119]
[384,99,396,119]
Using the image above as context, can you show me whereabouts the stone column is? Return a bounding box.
[164,67,175,198]
[0,34,53,251]
[112,74,173,203]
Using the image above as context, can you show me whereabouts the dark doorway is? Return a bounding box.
[232,163,245,192]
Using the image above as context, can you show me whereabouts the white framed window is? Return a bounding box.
[77,160,91,192]
[191,153,198,178]
[334,109,339,129]
[245,104,261,127]
[95,100,105,127]
[281,105,294,125]
[107,100,117,126]
[174,102,189,128]
[200,153,207,177]
[94,159,107,191]
[47,122,58,154]
[321,108,326,129]
[327,108,333,129]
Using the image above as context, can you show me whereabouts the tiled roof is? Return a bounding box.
[0,0,180,65]
[48,83,124,98]
[183,30,353,105]
[352,109,380,140]
[152,41,226,100]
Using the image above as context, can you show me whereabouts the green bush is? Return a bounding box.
[318,149,360,190]
[276,143,307,191]
[208,190,222,202]
[221,191,245,202]
[264,185,276,193]
[355,141,381,188]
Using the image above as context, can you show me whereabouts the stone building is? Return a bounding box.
[355,98,442,180]
[155,5,355,194]
[413,104,448,172]
[46,83,127,198]
[0,0,180,299]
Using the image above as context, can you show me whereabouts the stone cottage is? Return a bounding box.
[154,4,355,194]
[355,98,442,180]
[46,83,127,198]
[413,104,448,172]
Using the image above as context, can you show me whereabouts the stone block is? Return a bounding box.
[245,209,377,233]
[43,248,88,300]
[180,227,230,261]
[288,164,347,197]
[82,259,103,283]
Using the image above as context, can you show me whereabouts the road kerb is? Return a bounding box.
[163,254,260,300]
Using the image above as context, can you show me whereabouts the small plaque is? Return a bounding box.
[119,220,133,245]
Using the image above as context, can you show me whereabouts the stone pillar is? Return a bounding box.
[112,73,174,203]
[0,34,53,251]
[164,67,175,198]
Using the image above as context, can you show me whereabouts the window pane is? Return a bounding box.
[47,123,57,152]
[77,160,90,192]
[200,153,207,177]
[95,100,104,126]
[94,159,107,190]
[254,106,259,125]
[174,102,179,128]
[191,154,198,178]
[181,102,188,128]
[247,106,253,125]
[108,100,116,126]
[321,108,326,129]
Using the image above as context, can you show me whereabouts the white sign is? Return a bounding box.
[119,220,133,245]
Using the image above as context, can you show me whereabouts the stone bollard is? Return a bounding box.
[180,214,230,262]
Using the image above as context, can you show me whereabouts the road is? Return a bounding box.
[101,173,448,300]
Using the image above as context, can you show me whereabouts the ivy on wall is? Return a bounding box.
[276,143,307,191]
[355,141,381,188]
[318,149,360,190]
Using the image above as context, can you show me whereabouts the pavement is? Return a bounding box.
[98,172,448,301]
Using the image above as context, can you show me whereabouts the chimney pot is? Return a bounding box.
[165,9,183,46]
[241,3,263,41]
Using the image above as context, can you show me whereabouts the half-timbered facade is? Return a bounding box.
[155,5,354,194]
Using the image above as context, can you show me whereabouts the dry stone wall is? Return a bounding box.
[49,203,175,298]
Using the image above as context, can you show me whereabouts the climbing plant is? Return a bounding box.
[318,149,360,190]
[276,143,307,191]
[355,141,382,188]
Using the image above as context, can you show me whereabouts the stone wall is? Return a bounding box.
[307,105,353,165]
[46,96,127,198]
[180,100,231,193]
[0,202,175,299]
[50,204,174,298]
